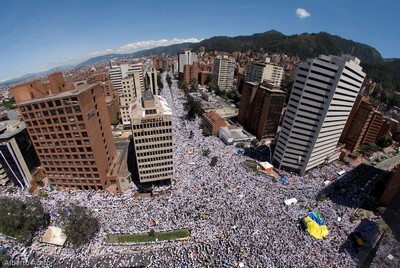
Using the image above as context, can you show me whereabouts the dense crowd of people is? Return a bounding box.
[0,72,395,267]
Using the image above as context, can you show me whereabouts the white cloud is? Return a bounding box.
[116,38,202,53]
[296,8,311,19]
[0,38,203,82]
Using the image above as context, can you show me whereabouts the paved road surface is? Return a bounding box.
[375,153,400,170]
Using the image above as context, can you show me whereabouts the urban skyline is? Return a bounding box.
[1,0,400,82]
[1,1,400,266]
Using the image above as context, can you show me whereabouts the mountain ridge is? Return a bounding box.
[2,30,398,89]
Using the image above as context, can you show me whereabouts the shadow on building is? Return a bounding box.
[339,219,380,265]
[317,163,400,266]
[126,137,171,194]
[318,164,388,209]
[244,144,272,162]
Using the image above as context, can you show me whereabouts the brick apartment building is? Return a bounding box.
[238,82,285,139]
[10,73,117,191]
[202,111,226,136]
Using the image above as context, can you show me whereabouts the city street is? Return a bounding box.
[375,153,400,170]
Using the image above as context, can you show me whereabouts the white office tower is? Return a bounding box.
[245,61,284,86]
[213,56,236,91]
[109,62,124,93]
[120,75,136,126]
[178,51,198,73]
[109,61,145,127]
[272,54,366,175]
[109,62,145,94]
[146,67,158,96]
[128,63,145,92]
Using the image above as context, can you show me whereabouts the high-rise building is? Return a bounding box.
[342,98,384,151]
[0,120,40,188]
[238,82,285,139]
[145,67,159,96]
[120,74,139,126]
[364,111,384,144]
[10,73,117,191]
[109,61,145,94]
[272,54,366,175]
[101,80,114,97]
[213,56,236,91]
[183,63,199,84]
[245,61,284,86]
[130,91,173,183]
[178,51,198,73]
[109,62,145,127]
[343,100,375,151]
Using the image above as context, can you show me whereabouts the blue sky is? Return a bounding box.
[1,0,399,82]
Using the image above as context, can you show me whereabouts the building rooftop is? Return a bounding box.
[130,94,172,121]
[18,83,98,106]
[259,85,286,94]
[0,120,26,139]
[142,90,154,102]
[204,111,224,123]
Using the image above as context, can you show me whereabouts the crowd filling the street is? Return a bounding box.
[0,72,398,267]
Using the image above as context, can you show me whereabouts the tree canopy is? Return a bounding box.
[59,204,99,248]
[210,156,218,167]
[359,143,381,157]
[184,98,204,119]
[376,134,393,149]
[0,197,49,245]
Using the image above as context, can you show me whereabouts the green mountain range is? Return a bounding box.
[192,30,383,63]
[2,30,398,90]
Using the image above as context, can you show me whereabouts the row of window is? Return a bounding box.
[42,155,97,165]
[137,154,172,164]
[134,128,172,137]
[48,171,99,178]
[49,178,102,185]
[33,134,90,144]
[23,109,83,120]
[34,140,91,149]
[140,166,173,175]
[136,142,172,151]
[141,171,173,180]
[132,121,172,129]
[20,97,79,112]
[36,145,95,155]
[139,161,173,170]
[137,149,172,158]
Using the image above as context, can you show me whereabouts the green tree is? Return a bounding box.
[205,74,212,85]
[210,156,218,167]
[38,191,48,198]
[184,98,204,119]
[157,74,163,90]
[190,79,199,92]
[376,134,393,148]
[180,81,189,93]
[393,129,400,143]
[60,204,99,248]
[227,90,241,102]
[2,97,15,110]
[202,148,211,157]
[111,118,120,126]
[166,75,172,87]
[0,197,49,245]
[202,126,211,137]
[359,143,381,157]
[149,228,156,239]
[316,193,327,202]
